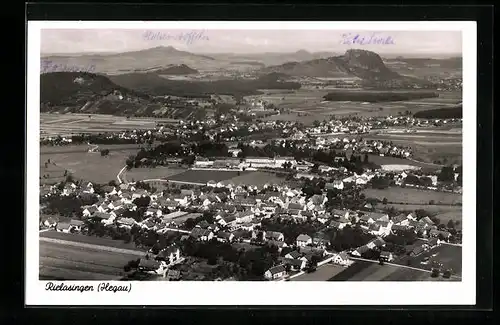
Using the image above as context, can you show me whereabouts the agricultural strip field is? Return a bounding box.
[363,187,462,205]
[290,263,346,281]
[40,230,146,251]
[41,113,175,136]
[166,170,252,183]
[40,145,137,183]
[39,232,147,281]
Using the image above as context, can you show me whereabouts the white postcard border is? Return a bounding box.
[26,21,476,306]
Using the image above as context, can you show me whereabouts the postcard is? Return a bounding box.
[26,21,476,305]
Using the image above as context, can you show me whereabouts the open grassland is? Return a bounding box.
[40,145,136,183]
[363,187,462,205]
[123,167,187,183]
[225,171,287,187]
[40,161,67,185]
[39,236,144,281]
[167,170,251,183]
[412,143,462,165]
[386,203,462,216]
[258,89,461,121]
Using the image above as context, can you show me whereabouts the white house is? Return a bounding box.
[156,246,181,263]
[332,252,351,266]
[145,208,163,218]
[264,265,287,280]
[56,222,71,233]
[296,234,312,247]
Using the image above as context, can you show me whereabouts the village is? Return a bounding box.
[40,146,462,281]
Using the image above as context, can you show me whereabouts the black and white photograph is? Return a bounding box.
[26,21,477,305]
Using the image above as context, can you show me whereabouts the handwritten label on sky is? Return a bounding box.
[41,60,96,74]
[341,33,395,45]
[142,30,209,45]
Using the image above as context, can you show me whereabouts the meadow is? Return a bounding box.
[257,89,462,122]
[40,145,136,184]
[166,170,251,184]
[363,187,462,205]
[122,167,187,183]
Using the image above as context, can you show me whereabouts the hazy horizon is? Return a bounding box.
[41,29,462,58]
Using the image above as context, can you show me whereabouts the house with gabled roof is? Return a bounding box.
[56,222,71,233]
[82,205,98,218]
[216,231,234,243]
[296,234,312,247]
[391,214,409,225]
[332,252,351,266]
[285,250,302,259]
[264,264,287,280]
[190,227,214,241]
[145,207,162,218]
[283,258,306,271]
[264,231,285,242]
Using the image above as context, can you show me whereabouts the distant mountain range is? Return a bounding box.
[41,46,339,74]
[262,49,438,88]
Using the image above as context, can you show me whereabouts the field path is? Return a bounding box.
[117,166,127,184]
[349,257,462,280]
[40,237,146,257]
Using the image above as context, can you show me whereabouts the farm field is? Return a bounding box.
[257,89,461,120]
[40,160,67,185]
[39,239,142,280]
[290,263,346,281]
[123,167,187,183]
[226,171,287,186]
[394,243,462,277]
[412,143,462,165]
[166,170,252,183]
[40,230,147,252]
[329,260,457,281]
[40,113,176,136]
[386,203,461,220]
[40,146,136,183]
[363,187,462,205]
[40,143,143,154]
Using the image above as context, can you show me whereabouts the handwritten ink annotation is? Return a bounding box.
[41,60,96,74]
[142,30,209,45]
[341,33,395,45]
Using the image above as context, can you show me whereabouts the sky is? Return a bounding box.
[41,29,462,56]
